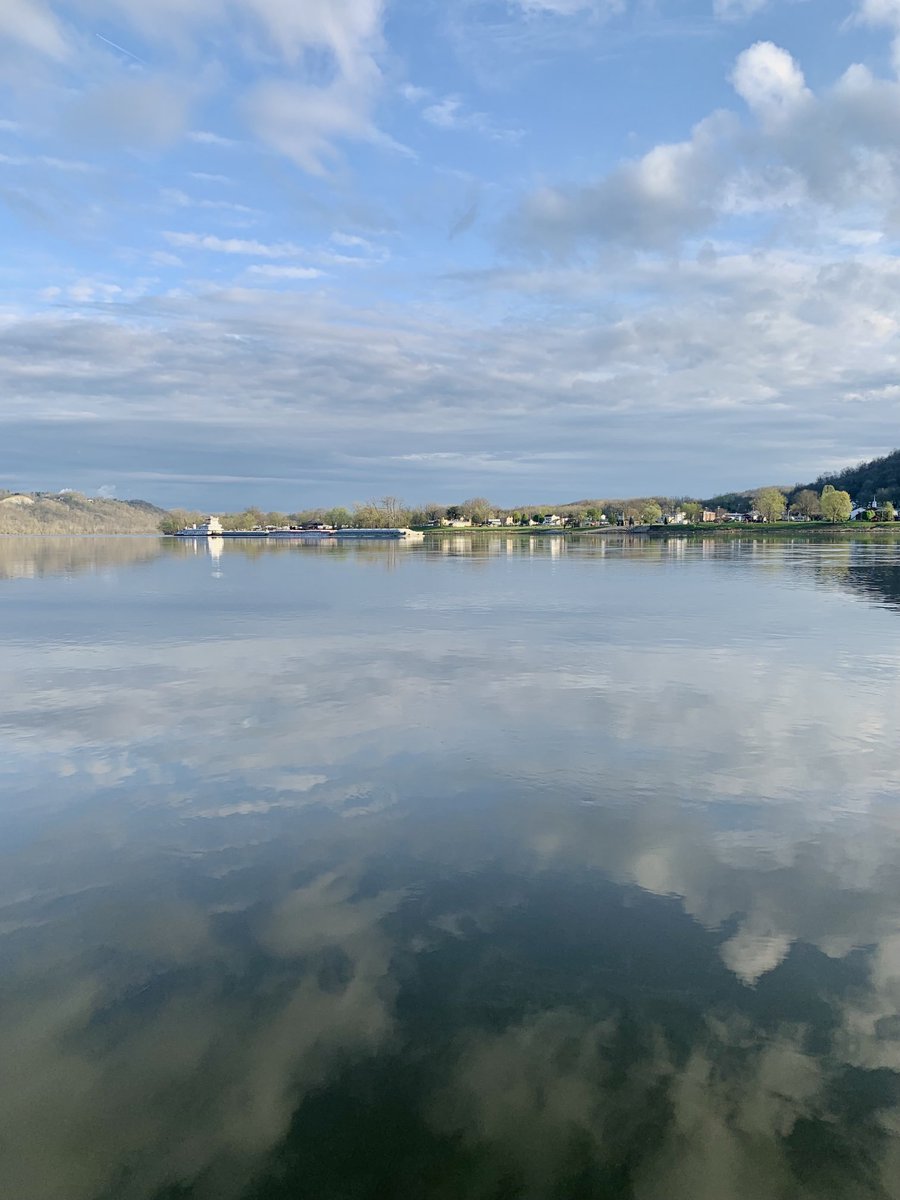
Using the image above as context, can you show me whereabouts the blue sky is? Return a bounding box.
[1,0,900,508]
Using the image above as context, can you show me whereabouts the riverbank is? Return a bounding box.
[422,520,900,540]
[420,521,900,538]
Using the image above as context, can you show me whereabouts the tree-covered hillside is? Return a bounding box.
[808,449,900,506]
[0,492,166,535]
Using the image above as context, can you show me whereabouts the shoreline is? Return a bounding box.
[419,522,900,538]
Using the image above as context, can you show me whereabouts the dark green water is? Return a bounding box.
[2,533,900,1200]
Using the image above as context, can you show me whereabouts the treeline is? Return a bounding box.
[159,496,420,533]
[0,491,165,535]
[808,448,900,506]
[160,495,695,531]
[709,450,900,513]
[159,487,862,532]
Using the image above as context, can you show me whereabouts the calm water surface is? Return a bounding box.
[3,533,900,1200]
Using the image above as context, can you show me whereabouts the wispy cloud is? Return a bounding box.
[187,130,239,148]
[421,96,523,143]
[160,188,256,215]
[247,265,325,279]
[163,232,304,257]
[189,172,232,185]
[713,0,770,19]
[0,152,93,172]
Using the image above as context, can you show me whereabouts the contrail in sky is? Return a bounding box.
[95,32,147,65]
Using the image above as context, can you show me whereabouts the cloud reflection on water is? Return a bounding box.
[2,535,900,1198]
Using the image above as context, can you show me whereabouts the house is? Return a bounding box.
[441,517,473,528]
[485,517,504,527]
[667,511,688,525]
[543,514,563,526]
[701,509,718,523]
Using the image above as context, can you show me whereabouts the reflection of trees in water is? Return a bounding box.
[759,538,900,610]
[809,543,900,610]
[0,536,164,580]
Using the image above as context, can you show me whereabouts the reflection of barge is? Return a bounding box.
[176,517,423,541]
[271,527,424,541]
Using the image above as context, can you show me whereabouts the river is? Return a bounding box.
[2,533,900,1200]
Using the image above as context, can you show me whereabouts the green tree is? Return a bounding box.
[323,507,353,528]
[820,484,852,523]
[881,500,897,522]
[159,508,203,534]
[755,488,787,522]
[682,501,702,523]
[640,500,663,524]
[791,489,820,519]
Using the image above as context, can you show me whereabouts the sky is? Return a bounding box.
[1,0,900,508]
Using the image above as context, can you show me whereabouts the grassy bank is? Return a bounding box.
[420,521,900,538]
[655,521,900,537]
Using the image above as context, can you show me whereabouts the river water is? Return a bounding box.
[2,532,900,1200]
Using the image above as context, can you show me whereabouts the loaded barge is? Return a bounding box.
[175,518,423,541]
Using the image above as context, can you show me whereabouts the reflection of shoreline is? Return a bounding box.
[5,536,900,614]
[0,535,165,580]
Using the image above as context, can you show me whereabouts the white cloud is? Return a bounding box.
[855,0,900,70]
[187,130,238,147]
[0,0,67,60]
[243,73,381,175]
[713,0,770,20]
[731,41,811,126]
[67,280,123,303]
[163,232,304,257]
[422,95,523,143]
[0,0,392,173]
[160,188,256,214]
[6,244,900,498]
[515,111,731,251]
[0,152,93,171]
[399,82,429,103]
[513,40,900,253]
[150,251,183,267]
[513,0,625,14]
[247,265,325,279]
[64,76,192,150]
[856,0,900,27]
[331,231,375,250]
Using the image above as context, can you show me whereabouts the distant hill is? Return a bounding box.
[806,449,900,505]
[0,492,166,535]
